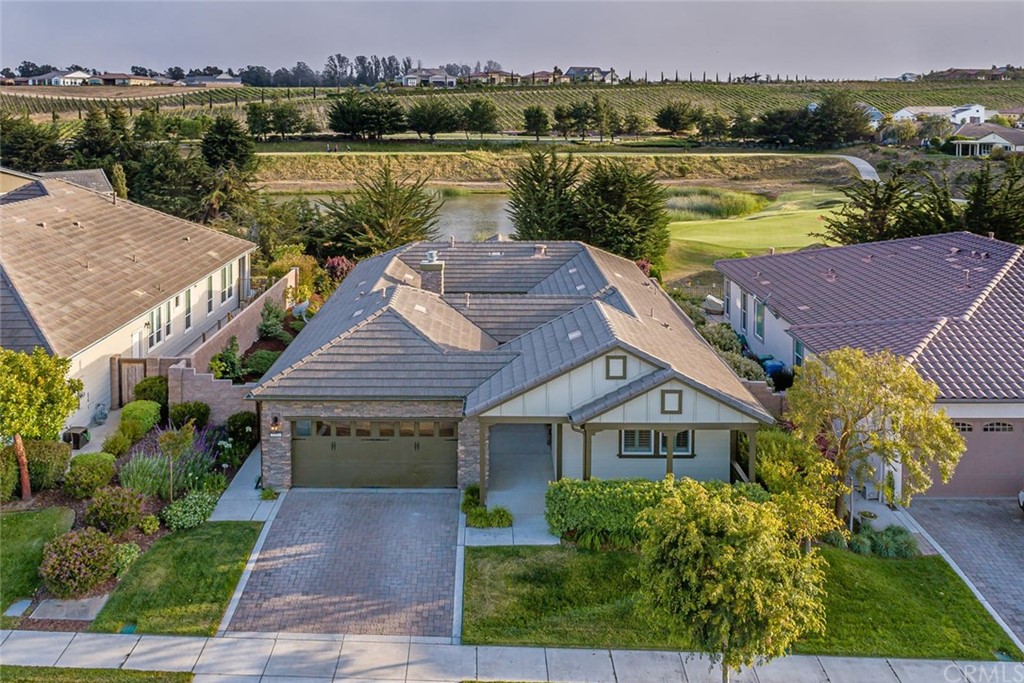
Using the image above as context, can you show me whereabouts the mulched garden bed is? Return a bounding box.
[237,312,305,383]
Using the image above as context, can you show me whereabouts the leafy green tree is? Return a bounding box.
[131,143,209,220]
[72,109,119,166]
[810,90,872,148]
[567,99,594,140]
[405,97,460,141]
[636,479,826,683]
[507,150,582,242]
[655,100,697,135]
[245,102,273,141]
[0,112,68,171]
[699,110,731,141]
[201,114,255,170]
[882,118,918,144]
[575,159,670,264]
[110,162,128,199]
[0,349,83,500]
[621,110,648,138]
[591,95,616,142]
[270,100,304,139]
[917,114,954,142]
[961,160,1024,243]
[463,97,500,139]
[362,95,405,140]
[787,348,966,519]
[552,104,573,139]
[522,105,550,140]
[327,90,367,138]
[318,166,442,258]
[729,105,757,140]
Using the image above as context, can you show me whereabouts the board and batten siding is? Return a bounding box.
[559,427,732,482]
[587,379,759,426]
[482,351,656,418]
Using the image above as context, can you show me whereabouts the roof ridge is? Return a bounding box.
[0,267,54,353]
[959,245,1024,322]
[790,315,947,330]
[904,317,949,366]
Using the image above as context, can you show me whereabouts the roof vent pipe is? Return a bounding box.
[534,244,547,258]
[768,247,775,255]
[963,269,970,286]
[988,232,995,239]
[449,235,456,247]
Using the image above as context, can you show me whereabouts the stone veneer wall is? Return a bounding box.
[457,415,483,489]
[258,399,467,489]
[167,362,255,426]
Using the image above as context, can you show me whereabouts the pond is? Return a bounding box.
[271,192,514,242]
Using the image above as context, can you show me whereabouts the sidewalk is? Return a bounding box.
[210,448,277,522]
[0,628,1018,682]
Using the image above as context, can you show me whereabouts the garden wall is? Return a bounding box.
[189,268,298,375]
[167,362,256,426]
[742,380,788,420]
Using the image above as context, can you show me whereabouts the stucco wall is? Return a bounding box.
[725,280,796,365]
[917,416,1023,497]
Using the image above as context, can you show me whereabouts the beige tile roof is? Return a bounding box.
[0,176,255,356]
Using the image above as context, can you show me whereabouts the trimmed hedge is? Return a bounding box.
[101,431,131,457]
[545,477,770,549]
[132,376,168,409]
[64,452,116,499]
[0,448,17,501]
[0,440,72,493]
[121,400,161,432]
[169,401,211,430]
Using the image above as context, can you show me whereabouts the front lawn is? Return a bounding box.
[0,666,191,682]
[0,507,75,611]
[463,545,1022,661]
[90,522,261,637]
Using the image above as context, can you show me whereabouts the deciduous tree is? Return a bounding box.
[636,479,826,683]
[0,349,83,500]
[655,100,697,135]
[462,97,499,139]
[245,102,273,141]
[786,348,966,518]
[405,97,459,141]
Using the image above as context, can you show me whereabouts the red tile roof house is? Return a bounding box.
[716,232,1024,498]
[249,241,774,500]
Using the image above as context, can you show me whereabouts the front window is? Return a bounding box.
[164,301,172,338]
[723,279,731,315]
[207,276,214,314]
[220,263,233,303]
[621,429,654,455]
[148,306,163,348]
[740,292,748,331]
[185,289,192,330]
[754,299,765,341]
[793,340,805,367]
[659,431,692,456]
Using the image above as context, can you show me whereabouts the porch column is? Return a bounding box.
[746,427,757,482]
[556,423,563,480]
[479,421,489,505]
[664,430,678,477]
[583,426,593,481]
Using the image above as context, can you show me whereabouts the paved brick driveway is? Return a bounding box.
[228,490,459,636]
[909,498,1024,643]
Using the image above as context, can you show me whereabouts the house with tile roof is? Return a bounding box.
[892,104,986,125]
[250,241,774,498]
[0,168,256,429]
[949,123,1024,156]
[716,232,1024,497]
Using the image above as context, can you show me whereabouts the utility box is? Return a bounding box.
[62,427,91,451]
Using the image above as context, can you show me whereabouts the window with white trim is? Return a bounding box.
[659,431,693,456]
[621,430,654,455]
[723,279,731,315]
[184,289,192,330]
[163,301,172,339]
[148,306,163,348]
[982,422,1013,433]
[754,298,765,341]
[207,276,214,314]
[220,263,233,303]
[793,340,805,367]
[740,292,748,331]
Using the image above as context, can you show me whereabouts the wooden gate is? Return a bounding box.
[118,359,146,406]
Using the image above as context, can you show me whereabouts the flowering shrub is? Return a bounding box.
[139,514,160,535]
[84,486,145,534]
[39,528,116,598]
[161,490,219,531]
[113,542,142,576]
[63,452,116,499]
[118,454,165,498]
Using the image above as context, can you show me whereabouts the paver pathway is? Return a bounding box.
[227,490,459,637]
[1,629,1020,682]
[909,499,1024,643]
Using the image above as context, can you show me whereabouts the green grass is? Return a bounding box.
[0,507,74,611]
[462,545,1022,660]
[90,522,261,637]
[665,189,843,279]
[0,667,191,682]
[664,186,771,222]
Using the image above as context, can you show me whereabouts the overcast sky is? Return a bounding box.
[2,1,1022,80]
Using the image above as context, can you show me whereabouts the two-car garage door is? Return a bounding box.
[291,419,458,488]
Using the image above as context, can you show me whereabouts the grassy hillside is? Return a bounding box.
[5,81,1023,130]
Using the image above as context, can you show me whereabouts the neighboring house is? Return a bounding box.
[182,74,244,87]
[522,70,571,85]
[152,76,186,86]
[396,68,457,88]
[950,123,1024,156]
[856,102,885,130]
[716,232,1024,498]
[251,241,773,495]
[35,169,113,194]
[468,70,521,86]
[892,104,986,125]
[88,73,156,86]
[0,168,256,429]
[564,66,618,84]
[26,70,92,86]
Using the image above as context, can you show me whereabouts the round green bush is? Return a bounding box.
[169,401,211,430]
[821,530,848,550]
[117,418,147,443]
[132,376,168,410]
[699,323,742,354]
[139,514,160,535]
[121,400,162,432]
[84,486,145,534]
[101,431,132,458]
[244,349,282,377]
[63,452,116,499]
[39,528,116,598]
[0,448,17,501]
[113,542,142,577]
[717,351,767,381]
[0,441,73,493]
[161,490,219,531]
[849,533,874,555]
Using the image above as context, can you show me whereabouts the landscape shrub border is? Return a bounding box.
[462,484,513,529]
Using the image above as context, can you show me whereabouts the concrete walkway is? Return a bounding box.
[210,448,279,522]
[831,154,880,181]
[0,629,1018,682]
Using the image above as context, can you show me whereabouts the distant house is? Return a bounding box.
[26,70,91,86]
[925,65,1020,81]
[396,68,457,89]
[892,104,986,125]
[152,76,186,86]
[0,168,256,429]
[716,232,1024,498]
[564,66,618,84]
[949,123,1024,156]
[88,73,156,87]
[183,74,244,88]
[856,102,885,130]
[468,70,521,86]
[522,70,571,86]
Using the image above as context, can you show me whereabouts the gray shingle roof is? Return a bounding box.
[36,169,113,194]
[717,232,1024,400]
[0,268,51,353]
[0,176,255,357]
[255,240,773,422]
